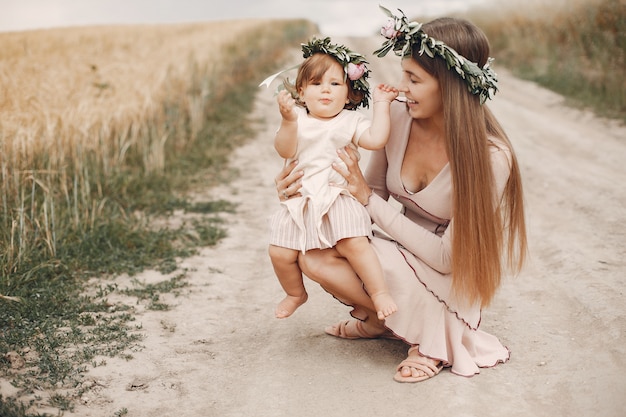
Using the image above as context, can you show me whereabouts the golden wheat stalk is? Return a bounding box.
[0,293,22,303]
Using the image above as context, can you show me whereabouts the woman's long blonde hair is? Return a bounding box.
[414,17,527,307]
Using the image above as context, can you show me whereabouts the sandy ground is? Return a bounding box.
[20,36,626,416]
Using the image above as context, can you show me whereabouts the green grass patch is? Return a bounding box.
[0,395,50,417]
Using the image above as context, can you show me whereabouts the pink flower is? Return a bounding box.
[380,19,398,39]
[347,63,366,81]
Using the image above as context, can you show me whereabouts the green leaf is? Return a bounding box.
[379,4,393,17]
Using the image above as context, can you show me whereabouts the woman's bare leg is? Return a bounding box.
[298,248,387,335]
[269,245,308,318]
[335,237,398,320]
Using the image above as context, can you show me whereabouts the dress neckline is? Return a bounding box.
[400,163,449,195]
[396,107,449,195]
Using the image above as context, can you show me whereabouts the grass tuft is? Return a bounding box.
[467,0,625,121]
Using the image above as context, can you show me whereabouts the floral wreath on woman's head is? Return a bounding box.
[259,37,371,109]
[374,5,498,104]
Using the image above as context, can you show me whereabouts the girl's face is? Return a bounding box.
[298,61,349,120]
[398,58,443,120]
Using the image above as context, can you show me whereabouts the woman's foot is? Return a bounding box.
[275,293,308,318]
[324,319,397,340]
[393,346,443,383]
[370,292,398,320]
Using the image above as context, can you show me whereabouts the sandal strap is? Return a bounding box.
[326,319,398,340]
[396,358,440,377]
[338,320,374,338]
[326,320,381,339]
[397,348,442,376]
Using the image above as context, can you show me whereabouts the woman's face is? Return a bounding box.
[398,58,443,120]
[298,61,349,120]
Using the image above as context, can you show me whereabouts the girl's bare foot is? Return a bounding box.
[275,292,308,318]
[371,292,398,320]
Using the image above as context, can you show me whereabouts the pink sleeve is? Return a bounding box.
[364,148,390,201]
[367,193,453,274]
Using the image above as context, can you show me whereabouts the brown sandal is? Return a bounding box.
[324,320,397,340]
[393,346,443,383]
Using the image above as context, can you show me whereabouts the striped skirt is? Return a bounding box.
[268,194,372,252]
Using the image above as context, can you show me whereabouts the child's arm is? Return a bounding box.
[356,84,399,151]
[275,90,299,159]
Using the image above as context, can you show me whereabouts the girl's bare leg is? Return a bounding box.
[298,248,387,335]
[335,237,398,320]
[269,245,308,318]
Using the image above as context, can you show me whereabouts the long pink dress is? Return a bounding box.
[364,101,513,377]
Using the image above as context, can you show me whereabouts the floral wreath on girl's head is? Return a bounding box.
[258,37,371,109]
[374,5,498,104]
[300,37,371,109]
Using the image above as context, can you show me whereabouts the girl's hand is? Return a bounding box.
[373,83,399,103]
[277,90,297,122]
[275,159,303,201]
[332,146,372,206]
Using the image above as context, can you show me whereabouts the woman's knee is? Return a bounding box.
[299,249,336,285]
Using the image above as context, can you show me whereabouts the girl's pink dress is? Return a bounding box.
[269,106,372,253]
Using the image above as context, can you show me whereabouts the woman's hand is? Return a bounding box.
[275,159,303,202]
[332,146,372,206]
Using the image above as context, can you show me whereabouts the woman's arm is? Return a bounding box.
[367,193,453,274]
[363,147,390,201]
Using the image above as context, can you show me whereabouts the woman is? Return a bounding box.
[275,10,527,383]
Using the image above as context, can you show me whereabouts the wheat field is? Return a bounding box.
[1,20,272,173]
[0,19,315,272]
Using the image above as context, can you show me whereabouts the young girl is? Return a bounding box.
[266,37,399,320]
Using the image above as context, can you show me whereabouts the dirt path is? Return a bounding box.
[69,37,625,417]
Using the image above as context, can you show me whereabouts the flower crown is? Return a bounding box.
[300,37,371,109]
[258,37,371,109]
[374,6,498,104]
